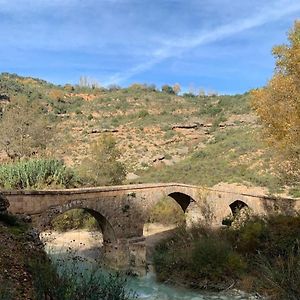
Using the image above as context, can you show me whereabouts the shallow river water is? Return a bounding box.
[40,229,257,300]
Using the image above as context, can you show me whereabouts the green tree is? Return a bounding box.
[161,84,175,94]
[0,96,54,160]
[251,21,300,180]
[79,135,126,186]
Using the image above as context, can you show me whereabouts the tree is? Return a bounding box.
[0,96,54,159]
[79,135,126,186]
[78,76,100,89]
[251,21,300,180]
[173,83,181,95]
[161,84,175,94]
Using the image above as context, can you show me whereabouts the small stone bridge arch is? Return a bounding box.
[3,183,300,273]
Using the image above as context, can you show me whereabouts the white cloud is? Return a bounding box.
[103,0,300,85]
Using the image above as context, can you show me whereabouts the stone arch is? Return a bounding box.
[167,192,194,212]
[229,200,249,217]
[142,191,196,229]
[40,202,117,244]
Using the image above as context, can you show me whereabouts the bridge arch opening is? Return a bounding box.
[168,192,192,212]
[229,200,249,217]
[40,208,116,259]
[143,192,194,261]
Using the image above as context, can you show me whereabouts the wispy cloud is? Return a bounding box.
[0,0,299,92]
[103,0,300,85]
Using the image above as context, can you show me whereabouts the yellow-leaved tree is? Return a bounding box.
[251,21,300,182]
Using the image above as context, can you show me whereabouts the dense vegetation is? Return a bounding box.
[153,213,300,299]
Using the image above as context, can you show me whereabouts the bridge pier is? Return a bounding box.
[103,237,146,275]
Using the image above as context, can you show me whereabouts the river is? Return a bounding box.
[40,227,257,300]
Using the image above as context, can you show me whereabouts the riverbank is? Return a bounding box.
[152,214,300,299]
[0,214,45,299]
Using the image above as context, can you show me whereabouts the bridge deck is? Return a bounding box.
[2,183,299,202]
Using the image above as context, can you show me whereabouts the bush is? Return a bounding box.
[153,225,245,289]
[191,237,245,280]
[0,159,79,189]
[78,135,126,186]
[0,284,14,300]
[161,85,175,94]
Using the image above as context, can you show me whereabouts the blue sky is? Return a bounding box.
[0,0,299,94]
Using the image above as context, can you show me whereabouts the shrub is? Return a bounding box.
[257,248,300,300]
[0,96,54,159]
[0,284,14,300]
[153,225,245,289]
[0,159,79,189]
[137,110,149,118]
[191,237,245,280]
[161,85,175,94]
[78,135,126,186]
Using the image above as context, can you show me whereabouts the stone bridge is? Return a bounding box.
[3,183,300,273]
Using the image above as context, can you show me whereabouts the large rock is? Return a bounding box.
[0,193,9,213]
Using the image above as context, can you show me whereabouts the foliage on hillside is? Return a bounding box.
[0,96,54,159]
[0,72,289,194]
[51,208,98,232]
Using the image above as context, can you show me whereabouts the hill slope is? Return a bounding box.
[0,73,285,194]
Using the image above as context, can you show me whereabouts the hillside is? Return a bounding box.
[0,72,288,194]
